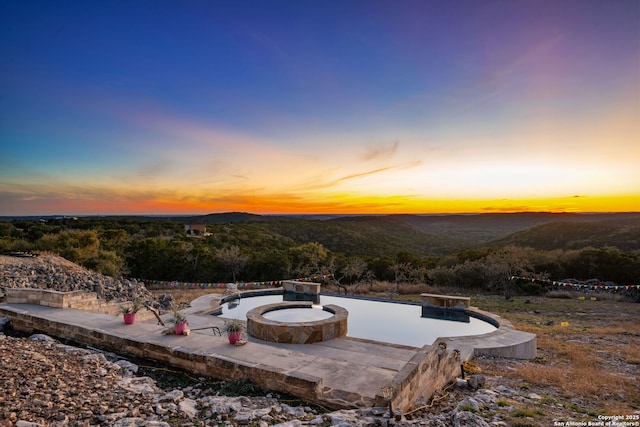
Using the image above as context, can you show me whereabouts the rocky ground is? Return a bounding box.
[1,330,512,427]
[1,253,639,426]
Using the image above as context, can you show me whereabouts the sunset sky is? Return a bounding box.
[1,0,639,216]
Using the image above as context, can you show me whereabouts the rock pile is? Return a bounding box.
[0,330,507,427]
[0,254,172,311]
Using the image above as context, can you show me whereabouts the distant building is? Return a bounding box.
[184,223,209,236]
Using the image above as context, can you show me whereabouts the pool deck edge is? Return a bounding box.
[0,292,536,412]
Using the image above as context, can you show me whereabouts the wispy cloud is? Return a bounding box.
[451,33,566,110]
[338,166,397,182]
[362,140,399,161]
[338,160,421,183]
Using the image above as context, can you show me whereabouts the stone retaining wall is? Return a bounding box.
[5,288,155,320]
[375,342,462,412]
[7,288,92,308]
[0,307,326,408]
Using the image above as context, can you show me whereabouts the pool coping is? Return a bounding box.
[1,288,536,412]
[201,288,537,360]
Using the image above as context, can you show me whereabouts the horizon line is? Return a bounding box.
[2,210,639,219]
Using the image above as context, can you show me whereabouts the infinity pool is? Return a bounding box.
[219,293,497,348]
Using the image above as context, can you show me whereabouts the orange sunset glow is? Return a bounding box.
[1,1,638,216]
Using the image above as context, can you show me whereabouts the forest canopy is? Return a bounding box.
[1,213,639,296]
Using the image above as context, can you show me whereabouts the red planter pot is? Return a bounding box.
[174,322,188,336]
[228,331,242,344]
[123,313,136,325]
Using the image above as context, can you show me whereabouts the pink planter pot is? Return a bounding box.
[174,322,188,335]
[228,331,242,344]
[123,313,136,325]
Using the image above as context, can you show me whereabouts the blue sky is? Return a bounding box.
[1,0,639,215]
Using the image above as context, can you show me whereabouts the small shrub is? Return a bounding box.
[218,378,263,396]
[546,291,574,299]
[458,403,478,413]
[513,407,545,418]
[514,280,546,295]
[397,283,431,295]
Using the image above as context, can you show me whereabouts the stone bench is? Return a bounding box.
[5,288,155,320]
[421,293,471,309]
[7,288,92,308]
[282,280,321,294]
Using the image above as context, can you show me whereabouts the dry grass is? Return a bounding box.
[588,320,640,336]
[156,285,640,419]
[546,290,633,302]
[474,295,640,417]
[514,341,636,399]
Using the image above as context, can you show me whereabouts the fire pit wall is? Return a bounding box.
[246,302,348,344]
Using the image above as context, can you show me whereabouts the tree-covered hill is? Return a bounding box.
[4,212,640,257]
[163,212,640,255]
[255,216,462,257]
[2,212,639,293]
[489,221,640,252]
[391,212,640,246]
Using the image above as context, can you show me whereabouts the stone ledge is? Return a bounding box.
[421,293,471,309]
[282,280,321,294]
[440,307,537,360]
[5,288,156,320]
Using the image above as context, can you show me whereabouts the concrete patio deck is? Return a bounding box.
[0,291,536,411]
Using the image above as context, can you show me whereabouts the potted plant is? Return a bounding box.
[172,310,188,335]
[223,319,244,344]
[120,301,141,325]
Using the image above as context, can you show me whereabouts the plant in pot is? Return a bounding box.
[223,319,244,344]
[172,310,188,335]
[120,301,141,325]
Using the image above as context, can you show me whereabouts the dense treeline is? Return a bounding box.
[1,215,639,296]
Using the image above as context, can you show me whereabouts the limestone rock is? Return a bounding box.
[453,411,490,427]
[468,374,485,390]
[178,398,198,418]
[114,359,139,374]
[456,397,480,413]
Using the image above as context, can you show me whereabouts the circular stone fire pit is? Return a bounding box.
[246,301,348,344]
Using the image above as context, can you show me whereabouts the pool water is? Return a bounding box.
[220,294,497,347]
[262,306,334,322]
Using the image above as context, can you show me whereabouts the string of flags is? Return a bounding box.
[140,278,284,288]
[138,274,332,289]
[139,275,639,291]
[509,276,639,291]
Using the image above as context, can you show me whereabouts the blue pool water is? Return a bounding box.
[262,307,334,322]
[220,294,497,348]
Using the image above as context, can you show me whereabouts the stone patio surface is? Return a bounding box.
[1,301,419,406]
[0,293,536,410]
